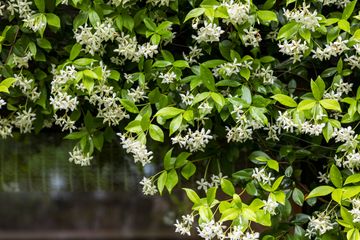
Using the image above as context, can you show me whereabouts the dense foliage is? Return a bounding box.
[1,0,360,239]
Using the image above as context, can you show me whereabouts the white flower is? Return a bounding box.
[159,71,177,84]
[172,128,213,152]
[252,167,275,185]
[225,124,253,143]
[312,36,349,61]
[54,114,77,132]
[227,226,244,240]
[283,3,321,31]
[196,178,212,191]
[183,45,203,64]
[50,91,79,112]
[278,39,309,63]
[305,212,335,238]
[13,108,36,133]
[139,177,158,195]
[350,198,360,223]
[193,21,224,43]
[210,173,228,187]
[118,133,153,166]
[127,86,147,103]
[197,220,226,240]
[242,27,262,47]
[252,66,277,85]
[180,91,194,106]
[12,52,32,68]
[175,219,191,236]
[317,0,351,8]
[23,14,46,33]
[0,98,6,109]
[300,121,325,136]
[222,0,250,25]
[263,197,279,215]
[68,145,92,166]
[276,111,297,132]
[317,171,330,184]
[242,231,260,240]
[0,118,13,139]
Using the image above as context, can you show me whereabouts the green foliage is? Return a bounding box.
[1,0,360,239]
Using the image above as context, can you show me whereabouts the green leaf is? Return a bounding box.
[153,60,172,68]
[338,19,350,32]
[184,8,205,22]
[292,188,304,206]
[271,176,284,191]
[342,0,357,20]
[175,152,191,168]
[46,13,61,30]
[143,18,157,31]
[120,99,139,113]
[149,124,164,142]
[311,79,322,100]
[221,178,235,196]
[320,99,342,111]
[306,186,334,199]
[211,92,226,109]
[200,65,216,91]
[89,10,101,27]
[169,114,182,135]
[165,169,178,193]
[297,99,316,111]
[155,107,184,119]
[73,58,97,66]
[157,171,167,195]
[93,132,104,151]
[344,174,360,185]
[272,94,297,107]
[64,130,88,140]
[330,165,343,188]
[206,187,217,205]
[183,188,201,204]
[0,78,16,88]
[267,160,279,172]
[257,10,278,22]
[122,14,134,31]
[277,22,299,40]
[34,0,45,12]
[181,162,196,180]
[83,69,99,79]
[173,60,190,68]
[262,0,276,9]
[36,38,52,51]
[70,43,82,60]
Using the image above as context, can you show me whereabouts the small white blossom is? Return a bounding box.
[139,177,157,195]
[193,21,224,43]
[263,197,279,215]
[118,133,153,166]
[13,108,36,133]
[68,145,92,166]
[305,212,335,238]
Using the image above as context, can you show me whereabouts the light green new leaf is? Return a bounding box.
[306,186,334,199]
[297,99,316,111]
[155,107,184,119]
[181,162,196,180]
[320,99,342,111]
[157,171,167,195]
[345,173,360,185]
[184,8,205,22]
[272,94,297,107]
[330,164,342,188]
[221,178,235,196]
[149,124,164,142]
[183,188,201,204]
[165,169,178,193]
